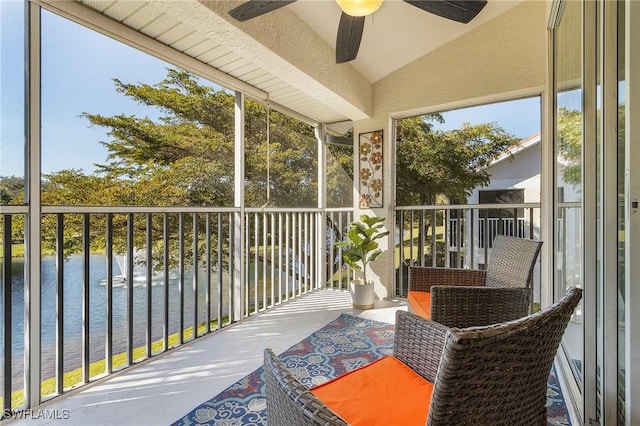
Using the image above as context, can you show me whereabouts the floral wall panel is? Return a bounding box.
[358,130,383,208]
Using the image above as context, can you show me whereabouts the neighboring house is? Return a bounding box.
[458,132,580,297]
[457,131,540,254]
[460,133,542,286]
[468,132,542,207]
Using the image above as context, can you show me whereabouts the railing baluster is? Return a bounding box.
[106,213,113,373]
[456,209,462,268]
[127,213,134,364]
[254,213,259,314]
[285,213,290,299]
[163,214,169,352]
[193,213,198,339]
[337,213,343,289]
[409,210,415,266]
[205,213,211,333]
[3,215,13,414]
[431,210,437,267]
[82,214,90,384]
[178,213,185,345]
[529,207,535,239]
[217,213,223,328]
[397,211,405,296]
[262,212,267,309]
[244,213,249,316]
[229,213,235,322]
[146,213,152,358]
[56,214,64,394]
[292,213,297,295]
[469,209,475,269]
[278,213,283,302]
[303,213,308,292]
[305,213,309,290]
[309,213,314,290]
[270,213,275,305]
[418,210,425,266]
[443,209,449,268]
[298,213,303,295]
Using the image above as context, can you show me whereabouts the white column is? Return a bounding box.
[233,91,245,322]
[316,124,327,289]
[26,0,42,408]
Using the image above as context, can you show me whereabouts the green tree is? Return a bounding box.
[78,69,321,208]
[556,107,582,187]
[326,142,354,208]
[396,114,521,206]
[0,175,25,205]
[26,69,330,263]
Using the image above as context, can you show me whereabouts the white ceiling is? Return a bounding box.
[73,0,525,126]
[287,0,523,82]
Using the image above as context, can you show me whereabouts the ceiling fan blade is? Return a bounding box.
[404,0,487,24]
[229,0,297,22]
[336,12,365,64]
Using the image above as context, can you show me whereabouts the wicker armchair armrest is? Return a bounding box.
[430,286,532,328]
[264,349,348,426]
[393,310,449,383]
[408,266,487,292]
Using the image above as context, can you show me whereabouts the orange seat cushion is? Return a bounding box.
[408,290,431,319]
[310,356,433,426]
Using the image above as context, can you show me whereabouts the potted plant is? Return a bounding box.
[335,214,389,309]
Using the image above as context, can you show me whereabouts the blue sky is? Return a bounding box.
[433,96,541,139]
[2,2,541,179]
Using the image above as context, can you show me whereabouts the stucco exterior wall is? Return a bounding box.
[353,1,547,297]
[468,144,542,204]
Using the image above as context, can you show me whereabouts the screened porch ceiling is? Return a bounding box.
[49,0,526,130]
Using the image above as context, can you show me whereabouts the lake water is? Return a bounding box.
[1,254,234,390]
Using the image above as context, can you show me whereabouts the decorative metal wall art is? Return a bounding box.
[358,130,383,208]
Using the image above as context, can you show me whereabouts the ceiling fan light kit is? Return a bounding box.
[228,0,488,63]
[336,0,383,17]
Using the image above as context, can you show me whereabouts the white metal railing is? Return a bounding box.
[0,206,352,415]
[394,203,542,300]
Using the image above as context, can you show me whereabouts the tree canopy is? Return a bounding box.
[396,114,521,205]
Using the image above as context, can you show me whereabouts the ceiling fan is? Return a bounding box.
[228,0,488,64]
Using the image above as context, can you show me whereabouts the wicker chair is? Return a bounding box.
[264,286,582,426]
[408,234,542,326]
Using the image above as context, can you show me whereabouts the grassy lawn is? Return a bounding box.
[394,224,444,264]
[1,319,224,412]
[0,243,26,258]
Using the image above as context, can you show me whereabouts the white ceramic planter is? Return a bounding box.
[350,279,374,310]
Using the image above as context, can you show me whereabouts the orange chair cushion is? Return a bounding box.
[310,356,433,426]
[408,290,431,319]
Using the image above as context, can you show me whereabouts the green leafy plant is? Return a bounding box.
[335,214,389,285]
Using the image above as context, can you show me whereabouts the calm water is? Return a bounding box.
[1,254,233,390]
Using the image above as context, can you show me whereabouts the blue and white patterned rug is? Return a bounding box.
[171,313,570,426]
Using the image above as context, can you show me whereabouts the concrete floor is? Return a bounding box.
[5,290,406,426]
